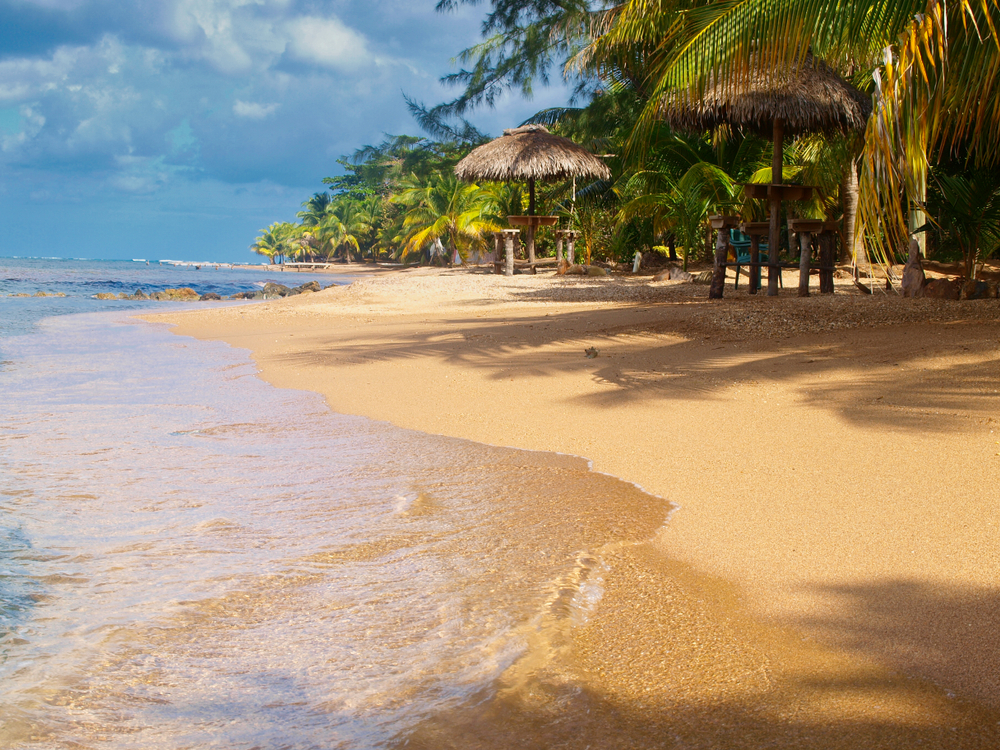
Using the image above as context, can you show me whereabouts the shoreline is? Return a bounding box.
[149,267,1000,747]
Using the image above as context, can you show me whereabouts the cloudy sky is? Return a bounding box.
[0,0,570,261]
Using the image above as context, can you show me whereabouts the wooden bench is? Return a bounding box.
[493,257,560,275]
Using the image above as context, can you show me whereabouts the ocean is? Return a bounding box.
[0,258,671,748]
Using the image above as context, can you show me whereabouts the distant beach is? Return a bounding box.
[156,266,1000,748]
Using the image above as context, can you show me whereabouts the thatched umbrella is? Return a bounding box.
[455,124,611,263]
[662,55,872,295]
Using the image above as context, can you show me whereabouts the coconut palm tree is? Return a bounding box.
[392,174,501,263]
[297,192,333,227]
[920,162,1000,278]
[585,0,1000,266]
[250,222,300,264]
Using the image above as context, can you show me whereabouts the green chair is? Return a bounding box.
[730,228,778,291]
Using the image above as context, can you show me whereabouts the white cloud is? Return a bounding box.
[285,16,371,70]
[233,99,279,119]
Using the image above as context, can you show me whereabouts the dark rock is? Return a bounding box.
[200,292,222,301]
[923,279,961,300]
[262,282,292,297]
[961,280,991,300]
[163,287,200,300]
[133,288,149,300]
[640,251,669,270]
[294,280,321,293]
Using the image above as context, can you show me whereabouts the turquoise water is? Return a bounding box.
[0,257,337,338]
[0,259,670,748]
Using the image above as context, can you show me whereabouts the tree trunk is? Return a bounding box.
[709,228,728,299]
[841,157,861,265]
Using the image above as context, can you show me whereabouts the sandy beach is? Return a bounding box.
[152,267,1000,747]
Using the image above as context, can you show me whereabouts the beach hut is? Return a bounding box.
[661,55,872,296]
[455,124,611,266]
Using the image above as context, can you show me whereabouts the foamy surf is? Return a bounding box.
[0,310,671,748]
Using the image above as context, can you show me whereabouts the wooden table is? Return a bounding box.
[507,216,559,264]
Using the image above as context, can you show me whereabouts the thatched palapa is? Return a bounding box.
[455,124,611,184]
[456,124,610,267]
[661,56,872,137]
[661,55,872,298]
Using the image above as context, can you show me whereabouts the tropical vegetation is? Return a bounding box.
[250,0,1000,280]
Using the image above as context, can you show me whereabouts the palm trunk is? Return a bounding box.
[842,157,863,266]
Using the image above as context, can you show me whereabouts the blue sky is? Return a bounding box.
[0,0,571,261]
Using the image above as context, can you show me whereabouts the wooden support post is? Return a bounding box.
[819,231,835,293]
[767,118,785,297]
[555,231,565,263]
[798,230,812,297]
[709,227,728,299]
[501,229,518,276]
[749,235,761,295]
[526,224,537,264]
[567,231,578,265]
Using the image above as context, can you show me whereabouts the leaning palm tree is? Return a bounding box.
[392,174,501,263]
[585,0,1000,267]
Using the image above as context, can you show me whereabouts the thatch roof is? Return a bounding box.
[661,56,872,137]
[455,124,611,183]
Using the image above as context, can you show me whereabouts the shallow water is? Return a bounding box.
[0,257,337,339]
[0,307,670,748]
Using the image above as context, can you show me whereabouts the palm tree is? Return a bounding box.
[297,192,333,227]
[250,222,300,264]
[392,174,501,263]
[585,0,1000,267]
[329,199,373,264]
[619,160,741,270]
[920,163,1000,278]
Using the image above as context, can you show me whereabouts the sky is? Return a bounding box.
[0,0,572,261]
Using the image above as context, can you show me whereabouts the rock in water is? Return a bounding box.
[900,239,926,298]
[294,280,321,293]
[133,288,149,300]
[166,287,200,300]
[200,292,222,301]
[94,292,118,300]
[262,282,293,298]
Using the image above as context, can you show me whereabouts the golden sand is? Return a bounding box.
[150,267,1000,747]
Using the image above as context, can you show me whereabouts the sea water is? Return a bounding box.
[0,258,670,748]
[0,257,336,338]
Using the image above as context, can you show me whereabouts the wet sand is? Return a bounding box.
[152,267,1000,747]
